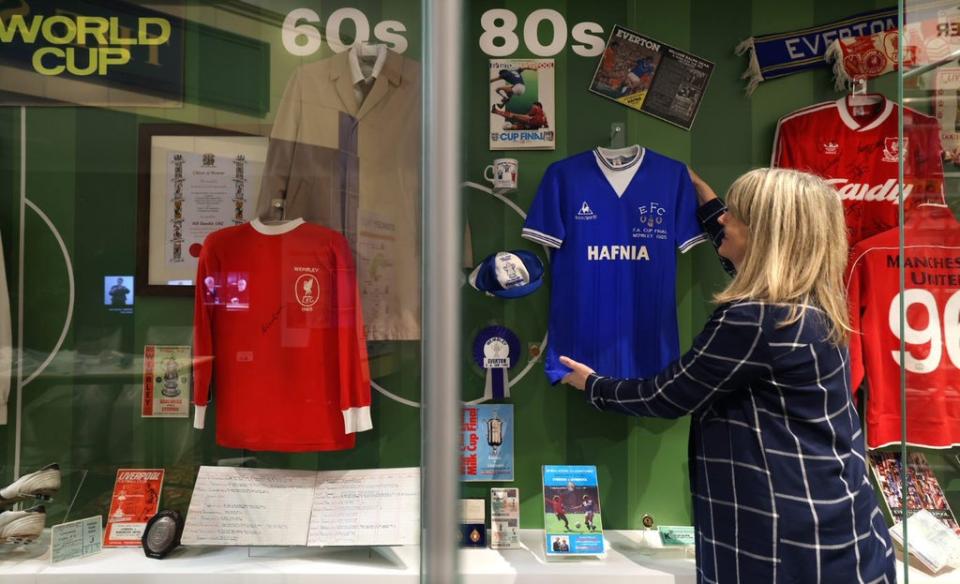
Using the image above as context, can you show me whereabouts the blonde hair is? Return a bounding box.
[714,168,851,344]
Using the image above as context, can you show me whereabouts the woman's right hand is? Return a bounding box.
[687,167,718,205]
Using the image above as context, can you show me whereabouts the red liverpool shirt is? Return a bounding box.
[772,96,944,247]
[192,218,372,451]
[847,204,960,449]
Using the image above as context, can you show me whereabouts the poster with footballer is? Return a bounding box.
[489,59,555,150]
[542,465,604,557]
[589,25,713,130]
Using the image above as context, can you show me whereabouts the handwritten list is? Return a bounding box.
[181,466,420,547]
[308,467,420,547]
[181,466,316,546]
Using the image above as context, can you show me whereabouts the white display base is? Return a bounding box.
[0,529,950,583]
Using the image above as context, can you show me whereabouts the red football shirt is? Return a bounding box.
[193,218,372,452]
[847,204,960,449]
[772,96,944,247]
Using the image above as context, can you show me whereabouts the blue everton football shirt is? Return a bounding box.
[522,146,706,384]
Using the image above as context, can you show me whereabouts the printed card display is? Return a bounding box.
[103,469,164,547]
[491,487,520,549]
[51,516,102,564]
[461,404,514,482]
[141,345,191,417]
[589,25,713,130]
[489,59,555,150]
[542,465,604,557]
[870,452,960,534]
[659,525,696,546]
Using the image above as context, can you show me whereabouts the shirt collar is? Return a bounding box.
[348,44,388,85]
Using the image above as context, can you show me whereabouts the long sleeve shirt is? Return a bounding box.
[696,197,736,277]
[585,301,895,584]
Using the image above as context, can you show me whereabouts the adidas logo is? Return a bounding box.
[576,201,597,220]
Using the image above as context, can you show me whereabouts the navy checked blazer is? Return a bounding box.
[584,201,896,583]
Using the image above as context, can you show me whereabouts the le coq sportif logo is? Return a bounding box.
[0,11,171,76]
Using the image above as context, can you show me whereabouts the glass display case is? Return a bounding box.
[1,1,959,582]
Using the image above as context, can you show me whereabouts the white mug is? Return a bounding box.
[484,158,518,193]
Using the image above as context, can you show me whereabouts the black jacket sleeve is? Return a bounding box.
[697,198,736,277]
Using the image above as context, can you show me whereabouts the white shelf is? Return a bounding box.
[0,529,951,583]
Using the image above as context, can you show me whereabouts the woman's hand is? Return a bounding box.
[687,167,718,205]
[559,356,595,391]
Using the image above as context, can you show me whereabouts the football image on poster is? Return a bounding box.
[489,59,555,150]
[542,465,604,556]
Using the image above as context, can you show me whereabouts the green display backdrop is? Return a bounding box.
[7,0,953,538]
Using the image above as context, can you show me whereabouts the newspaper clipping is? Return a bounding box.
[589,25,713,130]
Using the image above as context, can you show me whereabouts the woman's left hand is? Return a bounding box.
[559,356,595,391]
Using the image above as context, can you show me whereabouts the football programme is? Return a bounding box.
[542,465,604,556]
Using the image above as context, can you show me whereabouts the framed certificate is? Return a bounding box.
[136,123,268,296]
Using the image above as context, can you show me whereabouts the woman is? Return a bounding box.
[560,168,895,584]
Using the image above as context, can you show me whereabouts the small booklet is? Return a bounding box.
[461,404,514,482]
[542,465,604,557]
[889,509,960,573]
[103,469,164,547]
[870,452,960,534]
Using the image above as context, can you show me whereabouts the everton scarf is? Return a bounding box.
[736,6,897,95]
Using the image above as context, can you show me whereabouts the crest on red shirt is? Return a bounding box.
[883,136,907,162]
[295,274,319,308]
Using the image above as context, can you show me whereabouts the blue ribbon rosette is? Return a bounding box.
[473,326,521,400]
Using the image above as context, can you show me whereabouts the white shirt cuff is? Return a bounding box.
[193,405,207,429]
[342,406,372,434]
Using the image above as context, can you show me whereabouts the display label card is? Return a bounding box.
[51,515,102,564]
[542,465,605,557]
[181,466,315,546]
[659,525,695,546]
[491,487,520,549]
[307,467,420,547]
[588,25,714,131]
[461,404,514,482]
[103,469,164,547]
[141,345,191,417]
